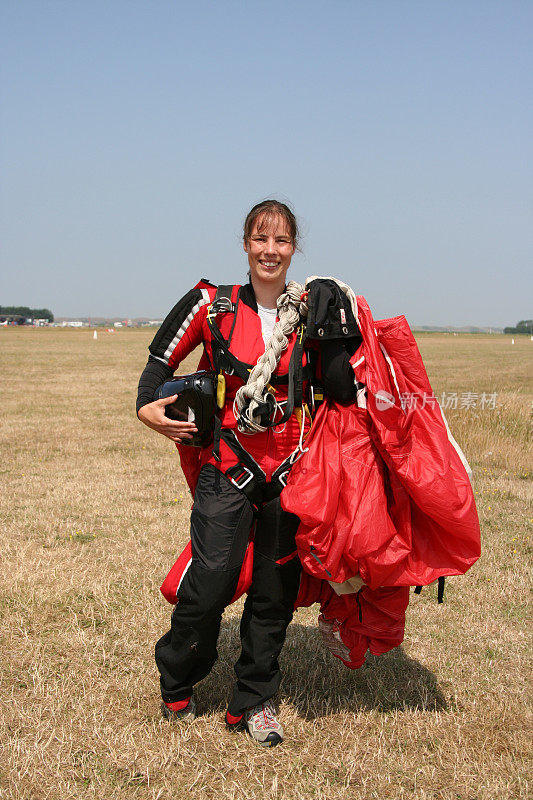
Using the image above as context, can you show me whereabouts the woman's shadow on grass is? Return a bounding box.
[196,615,448,718]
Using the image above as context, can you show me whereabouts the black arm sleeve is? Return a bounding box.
[136,355,174,415]
[319,336,361,403]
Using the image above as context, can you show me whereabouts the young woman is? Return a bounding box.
[136,200,357,746]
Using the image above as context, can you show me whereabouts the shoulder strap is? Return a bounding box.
[274,323,306,426]
[207,285,251,382]
[207,285,303,390]
[210,284,236,314]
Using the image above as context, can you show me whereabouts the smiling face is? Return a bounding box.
[244,213,295,292]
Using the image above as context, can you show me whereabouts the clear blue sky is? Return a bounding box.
[1,0,531,327]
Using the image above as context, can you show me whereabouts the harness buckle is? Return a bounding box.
[277,470,290,487]
[217,353,235,376]
[228,464,255,490]
[210,297,235,314]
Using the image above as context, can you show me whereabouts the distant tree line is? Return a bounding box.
[0,306,54,322]
[504,319,532,335]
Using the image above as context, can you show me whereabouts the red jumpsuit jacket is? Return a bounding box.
[148,279,311,492]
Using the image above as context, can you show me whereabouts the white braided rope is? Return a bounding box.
[234,280,307,432]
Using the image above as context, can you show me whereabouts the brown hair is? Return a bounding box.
[243,200,301,251]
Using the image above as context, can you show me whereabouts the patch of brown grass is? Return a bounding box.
[0,328,531,799]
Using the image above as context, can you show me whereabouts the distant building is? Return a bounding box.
[0,314,26,325]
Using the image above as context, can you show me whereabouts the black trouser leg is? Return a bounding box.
[155,465,253,703]
[228,496,302,716]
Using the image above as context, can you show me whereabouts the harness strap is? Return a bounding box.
[293,324,306,410]
[414,576,446,603]
[215,428,295,513]
[210,284,236,316]
[212,415,222,462]
[207,287,250,383]
[355,588,363,622]
[207,285,293,386]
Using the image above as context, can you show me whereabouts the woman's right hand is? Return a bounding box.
[137,395,198,443]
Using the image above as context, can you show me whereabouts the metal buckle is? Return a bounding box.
[229,465,254,490]
[217,354,235,376]
[277,470,289,487]
[211,298,234,313]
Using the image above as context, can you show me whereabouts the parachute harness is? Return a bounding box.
[233,281,308,434]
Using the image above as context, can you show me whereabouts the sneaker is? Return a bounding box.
[161,696,196,722]
[244,701,283,747]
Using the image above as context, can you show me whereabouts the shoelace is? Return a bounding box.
[250,702,277,731]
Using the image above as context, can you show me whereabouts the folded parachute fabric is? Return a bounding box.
[280,292,480,667]
[281,293,480,590]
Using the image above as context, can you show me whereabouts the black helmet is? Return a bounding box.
[154,371,216,447]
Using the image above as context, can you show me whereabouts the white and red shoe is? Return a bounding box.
[244,701,283,747]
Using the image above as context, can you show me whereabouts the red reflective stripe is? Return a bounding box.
[276,549,298,565]
[225,711,243,725]
[164,697,191,712]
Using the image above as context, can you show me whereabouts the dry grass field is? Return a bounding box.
[0,327,531,800]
